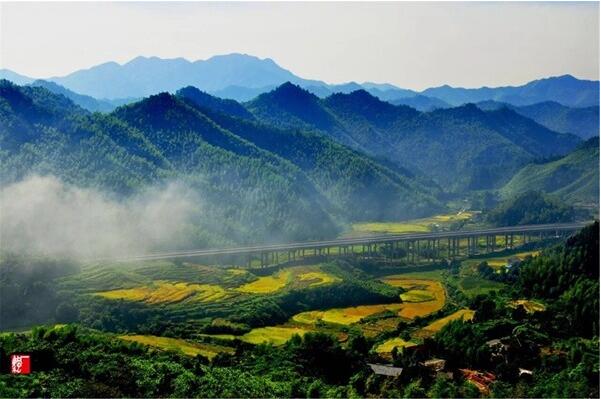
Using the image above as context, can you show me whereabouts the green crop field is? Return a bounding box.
[347,211,476,236]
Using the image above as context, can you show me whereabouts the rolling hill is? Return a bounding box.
[476,100,598,140]
[178,86,443,220]
[247,83,582,192]
[1,80,446,248]
[28,80,118,112]
[501,137,599,204]
[423,75,599,107]
[3,54,598,109]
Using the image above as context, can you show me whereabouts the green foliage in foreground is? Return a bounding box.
[0,224,598,398]
[0,325,368,398]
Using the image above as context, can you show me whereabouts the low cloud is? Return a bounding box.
[0,175,202,259]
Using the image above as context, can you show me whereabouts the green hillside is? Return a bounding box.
[501,137,599,205]
[476,100,599,140]
[1,81,446,250]
[247,83,581,192]
[179,87,443,220]
[0,81,338,246]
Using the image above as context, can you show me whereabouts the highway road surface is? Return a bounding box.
[108,222,589,263]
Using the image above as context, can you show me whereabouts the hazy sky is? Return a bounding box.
[1,2,598,90]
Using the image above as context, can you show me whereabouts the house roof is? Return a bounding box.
[368,363,403,377]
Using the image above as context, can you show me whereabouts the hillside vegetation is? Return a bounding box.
[247,83,581,192]
[0,80,444,249]
[487,191,576,226]
[502,137,599,205]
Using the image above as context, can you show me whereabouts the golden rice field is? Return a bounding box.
[509,299,546,313]
[234,267,341,294]
[293,277,446,326]
[239,326,308,345]
[381,277,446,319]
[234,270,292,294]
[298,271,341,287]
[95,281,230,304]
[375,337,417,353]
[119,335,234,359]
[360,317,404,338]
[349,212,475,236]
[414,309,475,338]
[292,303,405,325]
[400,289,435,302]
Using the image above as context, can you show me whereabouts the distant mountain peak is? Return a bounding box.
[268,82,318,101]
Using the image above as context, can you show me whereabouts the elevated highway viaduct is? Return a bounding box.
[113,222,589,267]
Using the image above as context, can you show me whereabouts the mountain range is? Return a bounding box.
[0,59,597,246]
[1,54,598,107]
[476,100,599,140]
[0,80,445,246]
[246,83,582,191]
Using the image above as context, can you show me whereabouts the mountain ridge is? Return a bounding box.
[2,54,597,107]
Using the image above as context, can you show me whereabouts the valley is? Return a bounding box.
[0,54,598,398]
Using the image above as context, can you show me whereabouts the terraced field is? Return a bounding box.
[293,303,405,325]
[119,335,234,359]
[235,270,293,294]
[381,277,446,319]
[238,326,309,345]
[298,271,341,287]
[92,263,341,305]
[415,309,475,338]
[95,281,230,304]
[375,337,417,354]
[293,276,446,326]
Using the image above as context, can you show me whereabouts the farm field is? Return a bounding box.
[91,264,341,306]
[238,326,309,345]
[463,250,541,271]
[293,276,446,326]
[119,335,234,359]
[347,211,475,236]
[414,309,475,338]
[380,277,446,319]
[235,269,292,294]
[95,281,230,304]
[509,299,546,313]
[375,337,416,354]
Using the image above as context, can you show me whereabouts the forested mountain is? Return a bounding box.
[247,83,582,192]
[477,100,599,139]
[28,80,117,112]
[178,86,443,220]
[389,95,450,111]
[4,54,598,109]
[501,137,600,204]
[0,69,35,85]
[1,80,446,249]
[423,75,599,107]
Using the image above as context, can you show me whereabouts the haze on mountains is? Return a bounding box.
[477,100,600,140]
[0,54,598,256]
[0,80,446,256]
[501,137,600,205]
[247,83,582,192]
[1,54,599,107]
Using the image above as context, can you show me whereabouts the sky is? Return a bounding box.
[0,2,599,90]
